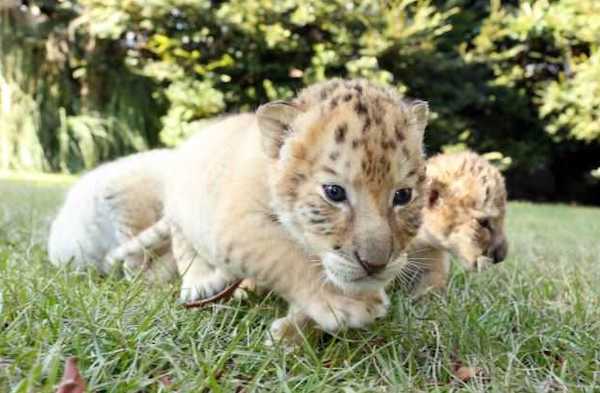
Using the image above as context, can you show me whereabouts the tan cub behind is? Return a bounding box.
[405,151,508,296]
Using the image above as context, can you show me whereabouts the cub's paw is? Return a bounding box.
[265,316,306,349]
[310,291,390,332]
[179,270,230,302]
[233,278,259,301]
[368,290,390,319]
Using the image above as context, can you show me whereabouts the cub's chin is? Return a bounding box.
[321,252,406,294]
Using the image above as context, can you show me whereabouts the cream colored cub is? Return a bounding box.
[47,149,176,280]
[238,151,509,299]
[405,151,508,297]
[112,79,429,341]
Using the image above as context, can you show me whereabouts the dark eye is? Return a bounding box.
[393,188,412,206]
[478,218,492,230]
[323,184,347,203]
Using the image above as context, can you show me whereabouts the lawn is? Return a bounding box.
[0,177,599,392]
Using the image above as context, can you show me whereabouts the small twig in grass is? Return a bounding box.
[183,279,243,309]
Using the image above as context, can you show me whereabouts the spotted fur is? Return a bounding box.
[106,79,430,344]
[404,151,508,297]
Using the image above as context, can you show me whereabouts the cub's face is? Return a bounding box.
[257,80,428,293]
[422,152,508,271]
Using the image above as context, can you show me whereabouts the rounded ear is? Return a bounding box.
[409,100,429,143]
[427,178,445,208]
[256,100,302,158]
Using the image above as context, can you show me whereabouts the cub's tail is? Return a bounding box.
[105,217,171,269]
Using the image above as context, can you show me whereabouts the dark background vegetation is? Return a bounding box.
[1,0,599,204]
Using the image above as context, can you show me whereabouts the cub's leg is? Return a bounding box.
[104,217,171,277]
[267,304,312,347]
[213,215,390,344]
[171,225,235,302]
[409,248,450,298]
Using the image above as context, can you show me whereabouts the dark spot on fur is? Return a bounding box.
[266,213,280,223]
[407,169,417,178]
[355,100,368,116]
[335,123,348,143]
[322,166,338,176]
[329,151,340,161]
[343,93,353,102]
[330,97,339,110]
[310,218,327,225]
[395,124,405,142]
[362,117,371,134]
[333,244,341,250]
[402,145,410,159]
[418,174,427,184]
[379,156,388,167]
[352,139,361,149]
[354,85,363,95]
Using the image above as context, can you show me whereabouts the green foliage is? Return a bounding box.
[0,3,164,172]
[1,0,599,201]
[470,0,600,143]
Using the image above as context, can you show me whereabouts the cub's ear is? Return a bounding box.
[256,100,302,159]
[409,100,429,142]
[427,178,445,208]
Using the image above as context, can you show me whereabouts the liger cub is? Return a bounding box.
[404,151,508,297]
[110,79,429,341]
[236,151,509,299]
[47,149,176,281]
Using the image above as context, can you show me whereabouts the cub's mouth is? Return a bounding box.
[321,251,408,293]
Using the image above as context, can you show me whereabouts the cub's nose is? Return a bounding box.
[354,251,386,275]
[490,240,508,264]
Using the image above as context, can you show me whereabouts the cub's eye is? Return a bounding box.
[393,188,412,206]
[323,184,347,203]
[478,218,492,230]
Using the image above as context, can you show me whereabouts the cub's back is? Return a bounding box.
[47,149,173,272]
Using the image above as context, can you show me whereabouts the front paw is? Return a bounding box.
[179,271,229,302]
[310,291,390,332]
[233,278,264,300]
[265,317,305,348]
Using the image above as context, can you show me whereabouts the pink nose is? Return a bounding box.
[354,251,385,275]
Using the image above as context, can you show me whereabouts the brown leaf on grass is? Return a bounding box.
[542,350,566,368]
[159,375,173,386]
[184,279,243,309]
[56,357,86,393]
[450,353,488,385]
[453,366,482,382]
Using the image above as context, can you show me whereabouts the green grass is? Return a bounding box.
[1,178,599,392]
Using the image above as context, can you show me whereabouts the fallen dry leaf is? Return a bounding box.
[453,366,481,383]
[56,357,86,393]
[159,375,173,386]
[450,353,488,385]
